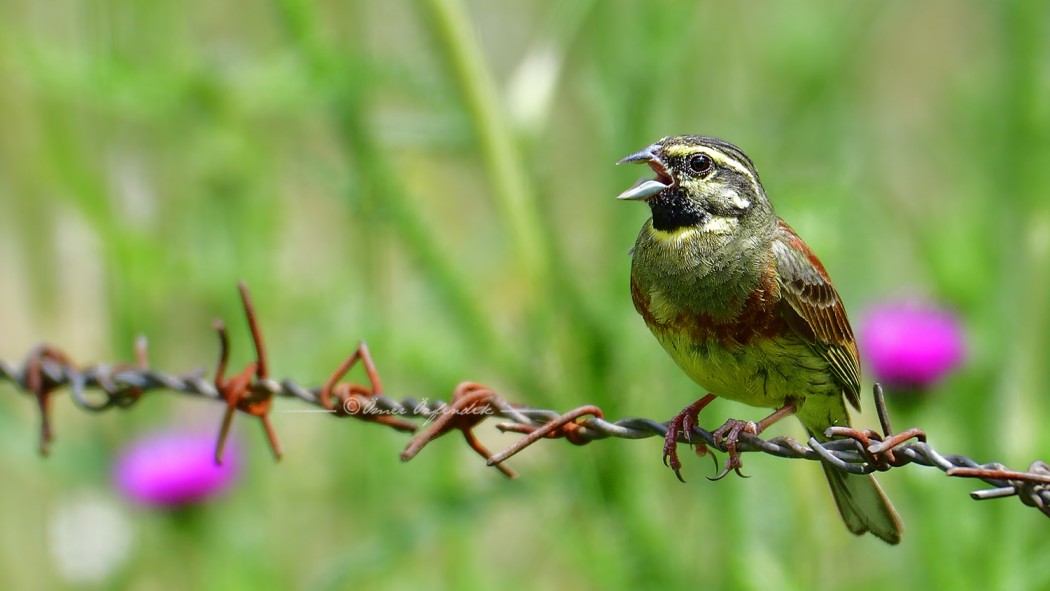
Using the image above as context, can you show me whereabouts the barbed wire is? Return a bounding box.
[1,281,1048,517]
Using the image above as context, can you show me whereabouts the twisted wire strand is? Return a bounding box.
[3,347,1049,518]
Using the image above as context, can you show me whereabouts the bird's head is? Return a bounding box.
[617,136,775,235]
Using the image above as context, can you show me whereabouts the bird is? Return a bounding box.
[617,135,903,544]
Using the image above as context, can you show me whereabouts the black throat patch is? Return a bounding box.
[648,191,710,232]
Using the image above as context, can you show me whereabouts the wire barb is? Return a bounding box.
[487,405,604,467]
[402,382,518,478]
[211,282,281,465]
[1,282,1048,518]
[947,462,1050,517]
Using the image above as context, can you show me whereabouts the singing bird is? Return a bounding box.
[618,135,902,544]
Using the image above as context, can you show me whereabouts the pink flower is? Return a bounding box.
[114,431,239,507]
[859,301,965,389]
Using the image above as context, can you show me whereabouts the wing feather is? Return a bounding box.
[772,220,862,410]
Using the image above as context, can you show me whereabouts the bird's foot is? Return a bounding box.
[707,401,798,481]
[709,419,758,480]
[663,394,718,482]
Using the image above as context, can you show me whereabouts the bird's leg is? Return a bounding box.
[710,400,797,480]
[663,393,718,482]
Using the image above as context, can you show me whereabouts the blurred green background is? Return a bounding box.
[2,0,1049,589]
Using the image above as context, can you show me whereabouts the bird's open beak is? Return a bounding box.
[616,146,673,201]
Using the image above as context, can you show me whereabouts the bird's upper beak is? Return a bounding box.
[616,146,673,201]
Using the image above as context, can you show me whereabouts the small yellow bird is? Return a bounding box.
[618,135,902,544]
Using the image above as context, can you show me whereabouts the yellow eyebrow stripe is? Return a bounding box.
[661,145,758,187]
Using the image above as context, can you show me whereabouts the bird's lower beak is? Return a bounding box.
[616,146,672,201]
[616,178,671,201]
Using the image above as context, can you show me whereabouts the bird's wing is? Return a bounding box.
[772,220,862,410]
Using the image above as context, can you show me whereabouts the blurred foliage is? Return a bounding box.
[1,0,1049,589]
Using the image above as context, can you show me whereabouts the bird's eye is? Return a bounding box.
[688,154,714,175]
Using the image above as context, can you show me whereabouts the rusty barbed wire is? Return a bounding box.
[1,282,1048,518]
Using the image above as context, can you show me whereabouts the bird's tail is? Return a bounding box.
[806,427,903,544]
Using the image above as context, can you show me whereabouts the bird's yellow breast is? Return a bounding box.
[649,322,847,428]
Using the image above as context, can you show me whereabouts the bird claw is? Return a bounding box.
[708,464,750,481]
[663,413,697,482]
[662,394,717,483]
[709,418,758,480]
